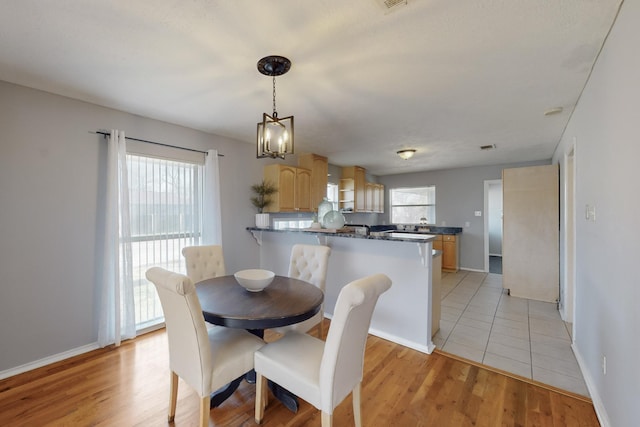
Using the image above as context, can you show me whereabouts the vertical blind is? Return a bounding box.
[127,153,205,329]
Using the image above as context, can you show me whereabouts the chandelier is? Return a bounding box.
[256,55,294,159]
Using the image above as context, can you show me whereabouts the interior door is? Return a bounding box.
[502,164,559,302]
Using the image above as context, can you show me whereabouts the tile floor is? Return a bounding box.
[432,270,589,397]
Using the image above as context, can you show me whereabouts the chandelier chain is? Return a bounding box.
[272,76,277,117]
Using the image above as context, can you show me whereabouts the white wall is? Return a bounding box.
[552,1,639,425]
[0,81,264,372]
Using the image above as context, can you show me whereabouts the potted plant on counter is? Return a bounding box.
[251,180,278,228]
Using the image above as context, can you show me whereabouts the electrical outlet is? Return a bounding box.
[474,210,482,217]
[464,221,470,228]
[602,355,607,375]
[585,204,596,221]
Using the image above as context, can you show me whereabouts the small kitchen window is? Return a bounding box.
[390,186,435,225]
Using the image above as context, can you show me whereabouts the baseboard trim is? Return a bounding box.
[459,267,486,273]
[324,313,434,354]
[0,342,100,380]
[572,343,611,427]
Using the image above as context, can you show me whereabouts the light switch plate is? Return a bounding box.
[474,211,482,217]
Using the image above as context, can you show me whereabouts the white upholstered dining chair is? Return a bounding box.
[145,267,264,427]
[272,244,331,337]
[254,273,392,427]
[181,244,226,283]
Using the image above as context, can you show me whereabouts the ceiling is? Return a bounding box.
[0,0,622,175]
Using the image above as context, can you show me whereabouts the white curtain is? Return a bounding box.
[203,149,222,245]
[98,130,136,347]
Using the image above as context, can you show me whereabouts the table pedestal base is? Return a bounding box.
[209,374,298,412]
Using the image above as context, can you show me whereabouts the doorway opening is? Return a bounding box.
[484,179,503,274]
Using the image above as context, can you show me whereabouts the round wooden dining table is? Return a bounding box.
[195,274,324,411]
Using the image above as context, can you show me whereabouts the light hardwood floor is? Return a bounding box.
[0,325,600,426]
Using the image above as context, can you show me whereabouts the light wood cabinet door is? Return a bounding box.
[365,182,375,212]
[298,153,328,210]
[295,168,312,212]
[374,183,384,213]
[442,237,457,271]
[432,235,443,252]
[263,164,311,212]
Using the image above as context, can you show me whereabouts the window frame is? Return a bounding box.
[389,186,436,225]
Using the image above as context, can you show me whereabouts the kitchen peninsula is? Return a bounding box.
[247,227,439,354]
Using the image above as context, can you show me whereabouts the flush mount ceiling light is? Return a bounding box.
[397,149,416,160]
[256,55,294,159]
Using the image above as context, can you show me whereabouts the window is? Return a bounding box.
[127,153,205,330]
[390,186,436,224]
[327,183,339,210]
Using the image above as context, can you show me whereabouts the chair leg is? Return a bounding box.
[168,371,179,422]
[352,382,362,427]
[199,395,210,427]
[321,411,332,427]
[255,373,268,424]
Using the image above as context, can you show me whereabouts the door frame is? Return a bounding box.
[561,141,577,327]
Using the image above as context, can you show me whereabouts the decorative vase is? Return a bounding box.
[322,210,345,229]
[317,197,333,228]
[255,213,270,228]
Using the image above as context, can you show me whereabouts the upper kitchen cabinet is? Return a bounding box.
[340,166,366,212]
[502,164,559,302]
[263,164,312,213]
[340,166,384,213]
[365,182,385,213]
[298,153,328,210]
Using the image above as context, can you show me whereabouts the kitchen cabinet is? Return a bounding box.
[365,182,384,213]
[341,166,384,213]
[432,234,459,272]
[263,164,311,212]
[341,166,366,212]
[442,235,458,272]
[298,153,328,210]
[502,164,559,302]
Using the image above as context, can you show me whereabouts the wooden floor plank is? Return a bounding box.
[0,322,600,426]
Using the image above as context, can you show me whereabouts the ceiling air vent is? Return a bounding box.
[375,0,408,13]
[480,144,496,151]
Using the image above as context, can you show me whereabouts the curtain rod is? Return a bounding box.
[93,130,223,157]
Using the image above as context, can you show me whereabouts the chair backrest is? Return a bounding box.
[182,245,226,283]
[319,273,392,412]
[288,244,331,292]
[146,267,213,396]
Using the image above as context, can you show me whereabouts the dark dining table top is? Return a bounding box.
[195,274,324,330]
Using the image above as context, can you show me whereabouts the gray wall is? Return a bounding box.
[379,161,547,270]
[552,0,639,424]
[0,81,264,371]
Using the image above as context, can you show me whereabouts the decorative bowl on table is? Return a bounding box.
[234,269,275,292]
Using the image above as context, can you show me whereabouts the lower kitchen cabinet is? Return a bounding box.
[433,234,459,272]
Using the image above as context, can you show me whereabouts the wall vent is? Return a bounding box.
[375,0,408,13]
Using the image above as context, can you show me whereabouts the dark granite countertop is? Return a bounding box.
[246,227,437,243]
[369,225,463,235]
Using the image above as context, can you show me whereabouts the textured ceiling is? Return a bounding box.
[0,0,622,175]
